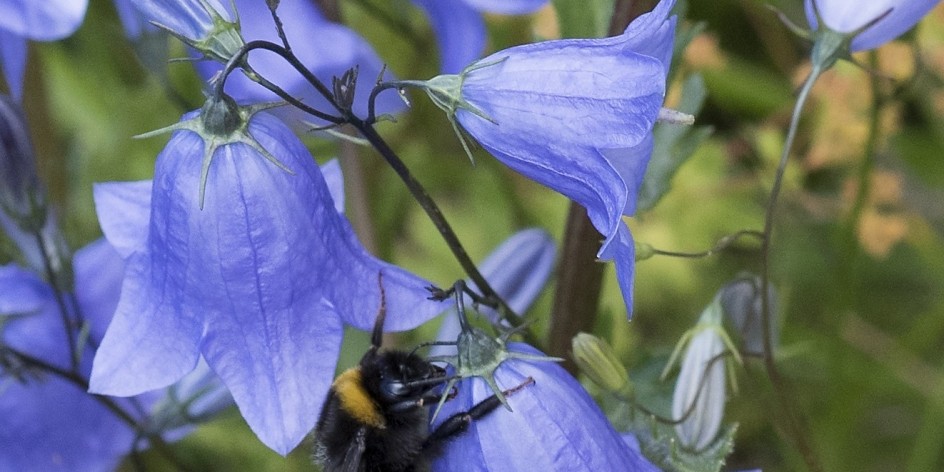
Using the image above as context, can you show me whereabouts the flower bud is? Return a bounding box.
[572,332,631,395]
[720,274,778,354]
[671,325,725,451]
[670,300,730,451]
[0,94,45,231]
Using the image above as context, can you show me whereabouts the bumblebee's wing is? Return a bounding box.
[335,426,367,472]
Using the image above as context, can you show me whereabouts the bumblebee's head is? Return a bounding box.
[361,350,446,406]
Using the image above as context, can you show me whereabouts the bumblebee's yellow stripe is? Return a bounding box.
[334,368,386,429]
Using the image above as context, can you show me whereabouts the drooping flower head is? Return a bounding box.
[425,234,656,470]
[405,0,677,318]
[0,87,230,472]
[0,0,88,100]
[432,343,661,471]
[805,0,940,53]
[89,93,447,454]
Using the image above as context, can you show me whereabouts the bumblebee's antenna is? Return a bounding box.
[370,272,387,350]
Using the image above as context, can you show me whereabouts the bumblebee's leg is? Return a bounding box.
[388,385,459,414]
[421,377,534,448]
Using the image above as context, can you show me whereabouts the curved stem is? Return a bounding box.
[33,231,79,372]
[367,82,402,124]
[760,66,825,472]
[213,40,343,124]
[349,120,521,326]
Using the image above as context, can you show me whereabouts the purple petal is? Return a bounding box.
[620,0,677,73]
[0,374,136,471]
[412,0,486,73]
[0,265,62,363]
[0,30,26,101]
[602,134,654,217]
[805,0,939,52]
[434,343,660,471]
[88,252,205,396]
[462,0,547,15]
[93,180,153,258]
[0,0,88,40]
[114,0,158,39]
[320,158,345,214]
[202,303,342,454]
[461,42,665,150]
[0,260,141,471]
[73,238,126,343]
[598,223,636,318]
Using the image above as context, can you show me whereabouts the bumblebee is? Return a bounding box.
[313,282,531,472]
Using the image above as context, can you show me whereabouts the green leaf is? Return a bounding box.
[552,0,614,38]
[637,74,713,212]
[631,416,738,472]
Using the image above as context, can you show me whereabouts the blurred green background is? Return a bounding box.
[5,0,944,470]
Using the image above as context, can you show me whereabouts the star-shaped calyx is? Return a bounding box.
[428,282,561,421]
[137,93,292,208]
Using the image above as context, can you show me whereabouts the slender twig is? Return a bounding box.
[649,229,764,259]
[348,121,522,326]
[33,231,79,372]
[760,65,825,472]
[212,40,343,124]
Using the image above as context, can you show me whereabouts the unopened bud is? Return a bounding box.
[634,241,655,261]
[670,299,733,451]
[0,95,46,231]
[572,332,631,396]
[720,274,778,354]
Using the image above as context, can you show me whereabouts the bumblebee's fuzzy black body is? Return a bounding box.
[312,280,530,472]
[314,349,446,472]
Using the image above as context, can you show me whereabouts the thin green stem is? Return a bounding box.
[649,229,764,259]
[760,66,825,472]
